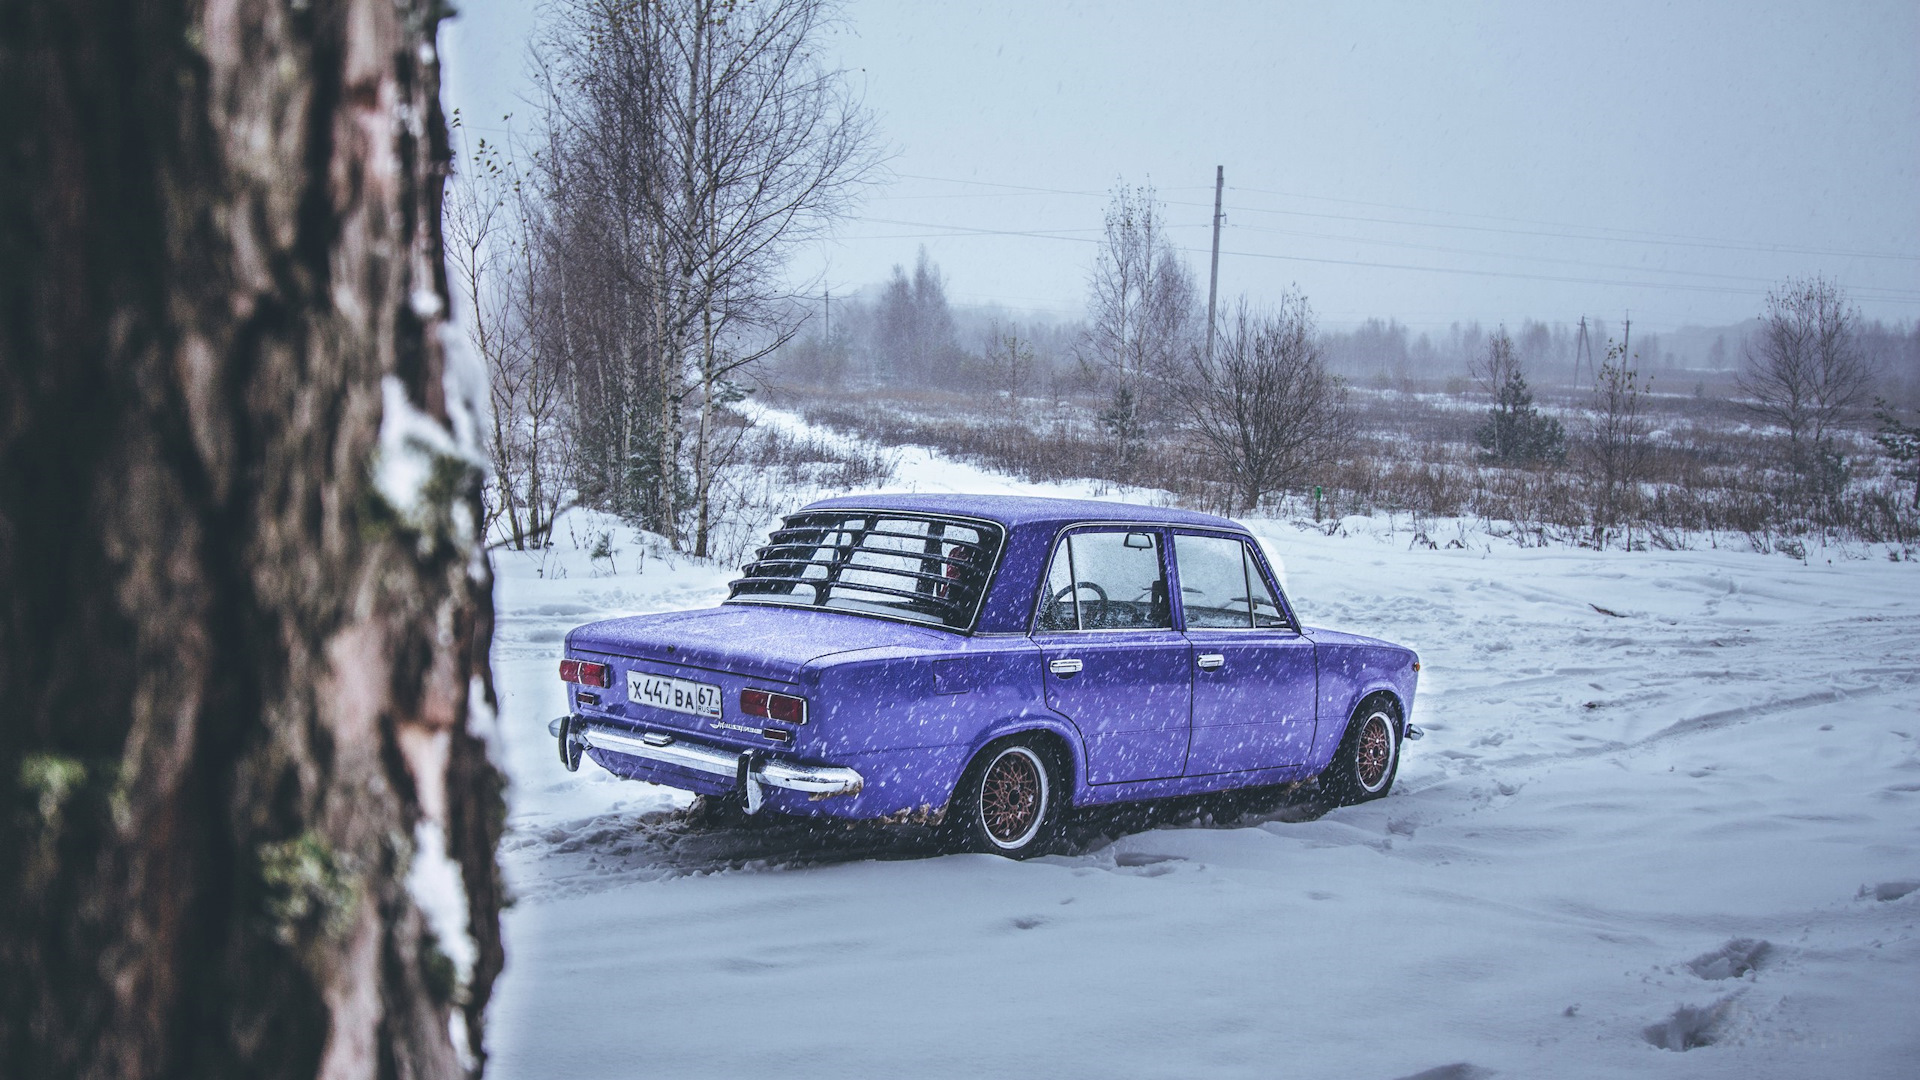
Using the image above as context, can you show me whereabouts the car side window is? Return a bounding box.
[1035,529,1172,631]
[1174,533,1289,629]
[1036,538,1080,630]
[1243,549,1287,628]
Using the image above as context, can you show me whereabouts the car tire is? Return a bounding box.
[1322,700,1401,806]
[950,737,1065,859]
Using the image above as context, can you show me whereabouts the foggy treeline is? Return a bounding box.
[773,247,1087,398]
[778,286,1920,408]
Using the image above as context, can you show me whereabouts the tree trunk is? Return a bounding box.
[654,266,677,543]
[694,303,715,559]
[0,2,505,1078]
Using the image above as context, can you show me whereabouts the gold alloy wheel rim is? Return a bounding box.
[1356,713,1393,790]
[981,748,1044,846]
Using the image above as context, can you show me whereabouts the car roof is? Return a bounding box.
[798,492,1247,533]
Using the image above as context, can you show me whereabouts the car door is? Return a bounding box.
[1030,526,1191,784]
[1174,531,1318,774]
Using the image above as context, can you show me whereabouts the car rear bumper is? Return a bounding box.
[552,717,864,811]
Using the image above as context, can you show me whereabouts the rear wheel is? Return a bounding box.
[1323,701,1401,805]
[952,738,1065,858]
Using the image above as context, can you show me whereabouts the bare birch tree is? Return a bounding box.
[672,0,880,554]
[1581,341,1652,546]
[535,0,877,555]
[533,0,684,531]
[1,2,504,1076]
[1175,296,1348,514]
[1083,183,1196,478]
[1740,276,1873,487]
[987,325,1036,418]
[446,125,571,550]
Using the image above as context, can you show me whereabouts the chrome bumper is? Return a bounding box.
[551,717,863,812]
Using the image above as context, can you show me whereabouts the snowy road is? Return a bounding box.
[481,443,1918,1079]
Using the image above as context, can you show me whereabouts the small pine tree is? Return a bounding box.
[1097,383,1146,482]
[1874,398,1920,508]
[1099,383,1143,442]
[1474,334,1565,464]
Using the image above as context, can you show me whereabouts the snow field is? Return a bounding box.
[483,415,1918,1079]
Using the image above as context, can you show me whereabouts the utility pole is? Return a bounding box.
[824,285,831,343]
[1623,310,1632,360]
[1205,165,1224,361]
[1572,315,1592,388]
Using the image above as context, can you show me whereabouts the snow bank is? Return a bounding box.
[482,415,1919,1079]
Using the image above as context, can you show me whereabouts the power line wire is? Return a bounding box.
[886,171,1920,265]
[1228,182,1920,263]
[1214,197,1920,266]
[1217,219,1877,290]
[837,215,1920,305]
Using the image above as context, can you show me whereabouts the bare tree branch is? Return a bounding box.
[1174,295,1349,514]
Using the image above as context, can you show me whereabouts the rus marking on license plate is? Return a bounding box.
[627,670,723,719]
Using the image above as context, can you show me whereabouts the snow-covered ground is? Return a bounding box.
[482,414,1918,1080]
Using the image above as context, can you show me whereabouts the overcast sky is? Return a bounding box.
[444,1,1920,333]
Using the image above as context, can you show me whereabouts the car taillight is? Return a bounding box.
[740,688,806,725]
[560,659,610,688]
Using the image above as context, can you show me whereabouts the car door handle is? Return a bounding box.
[1196,653,1226,670]
[1049,658,1083,676]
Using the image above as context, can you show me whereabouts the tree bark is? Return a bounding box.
[0,2,505,1078]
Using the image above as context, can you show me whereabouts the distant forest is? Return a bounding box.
[771,250,1920,406]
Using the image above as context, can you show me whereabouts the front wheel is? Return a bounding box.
[951,739,1065,858]
[1323,703,1401,806]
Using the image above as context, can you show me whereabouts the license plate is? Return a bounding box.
[627,670,723,719]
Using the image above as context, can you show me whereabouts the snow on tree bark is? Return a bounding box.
[0,2,504,1078]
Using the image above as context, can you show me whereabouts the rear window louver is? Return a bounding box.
[726,511,1004,631]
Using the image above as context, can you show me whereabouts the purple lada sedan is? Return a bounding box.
[552,494,1421,857]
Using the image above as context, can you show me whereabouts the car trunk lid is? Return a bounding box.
[566,605,956,741]
[570,604,953,681]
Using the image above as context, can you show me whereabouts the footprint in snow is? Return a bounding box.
[1111,851,1187,878]
[1687,938,1771,980]
[1859,880,1920,902]
[1643,994,1738,1052]
[1390,1065,1493,1080]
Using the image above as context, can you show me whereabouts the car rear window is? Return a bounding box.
[726,511,1005,630]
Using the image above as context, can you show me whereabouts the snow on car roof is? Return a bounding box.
[799,492,1246,532]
